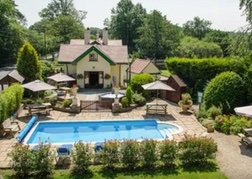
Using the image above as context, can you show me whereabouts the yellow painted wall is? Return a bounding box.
[143,63,160,74]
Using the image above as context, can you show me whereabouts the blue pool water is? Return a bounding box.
[26,120,181,144]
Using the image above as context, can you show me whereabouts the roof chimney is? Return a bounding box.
[84,27,90,45]
[102,27,108,45]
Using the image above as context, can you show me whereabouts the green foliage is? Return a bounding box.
[17,42,42,83]
[175,36,223,58]
[159,140,178,166]
[139,139,158,168]
[132,93,146,106]
[131,73,154,94]
[126,86,133,105]
[244,65,252,103]
[196,109,208,119]
[8,143,34,178]
[166,57,246,92]
[203,72,245,113]
[72,142,93,174]
[120,140,140,169]
[215,115,252,134]
[62,99,72,108]
[240,0,252,23]
[0,84,24,122]
[40,60,55,79]
[101,140,120,168]
[121,97,129,107]
[33,143,54,178]
[179,135,217,165]
[207,105,222,120]
[136,10,181,59]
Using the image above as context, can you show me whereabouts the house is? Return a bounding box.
[128,58,160,78]
[160,75,187,102]
[58,28,129,88]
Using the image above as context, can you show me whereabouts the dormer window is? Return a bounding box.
[89,53,98,61]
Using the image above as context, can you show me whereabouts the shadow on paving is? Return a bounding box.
[239,144,252,158]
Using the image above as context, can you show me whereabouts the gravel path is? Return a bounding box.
[209,132,252,179]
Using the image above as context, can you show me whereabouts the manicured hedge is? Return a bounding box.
[131,73,154,98]
[0,84,24,123]
[165,57,246,91]
[203,72,245,113]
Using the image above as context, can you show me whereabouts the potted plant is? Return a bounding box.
[178,93,193,112]
[77,74,84,79]
[104,73,111,80]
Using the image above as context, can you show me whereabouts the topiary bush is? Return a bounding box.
[126,86,133,105]
[203,71,245,114]
[72,141,93,174]
[159,140,178,166]
[139,139,158,168]
[121,97,129,108]
[133,93,146,106]
[178,135,217,165]
[120,140,140,169]
[131,73,154,95]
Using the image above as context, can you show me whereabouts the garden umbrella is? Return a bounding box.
[47,72,75,82]
[22,80,56,92]
[142,80,175,104]
[234,105,252,118]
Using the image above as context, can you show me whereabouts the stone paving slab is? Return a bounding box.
[0,100,206,168]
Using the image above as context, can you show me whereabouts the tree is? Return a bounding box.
[183,16,212,39]
[240,0,252,23]
[0,0,25,66]
[136,10,181,61]
[203,30,232,57]
[109,0,146,53]
[17,42,42,83]
[39,0,86,23]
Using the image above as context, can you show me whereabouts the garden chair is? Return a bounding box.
[55,144,73,167]
[1,118,21,137]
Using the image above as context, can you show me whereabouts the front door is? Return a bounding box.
[89,72,99,88]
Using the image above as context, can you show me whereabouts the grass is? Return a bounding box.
[1,163,227,179]
[161,70,171,77]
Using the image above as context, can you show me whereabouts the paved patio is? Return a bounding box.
[0,99,206,168]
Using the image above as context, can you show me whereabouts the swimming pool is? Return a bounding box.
[24,120,182,145]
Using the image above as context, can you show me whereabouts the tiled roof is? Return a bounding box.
[0,69,24,83]
[170,75,187,87]
[58,44,128,63]
[129,58,151,74]
[70,39,122,46]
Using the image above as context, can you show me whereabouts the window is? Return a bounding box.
[89,53,98,61]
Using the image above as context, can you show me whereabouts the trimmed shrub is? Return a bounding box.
[121,97,129,107]
[133,93,146,106]
[166,57,246,92]
[126,86,133,105]
[159,140,178,166]
[178,135,217,165]
[8,143,34,178]
[139,139,158,168]
[72,141,93,174]
[120,140,140,169]
[62,99,72,107]
[131,73,154,94]
[203,72,245,114]
[0,84,24,123]
[33,143,54,178]
[207,105,222,120]
[101,140,120,168]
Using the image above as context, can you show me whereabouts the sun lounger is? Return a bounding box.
[56,144,73,166]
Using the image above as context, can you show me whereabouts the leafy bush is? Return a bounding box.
[179,135,217,165]
[126,86,133,105]
[159,140,178,166]
[202,119,215,132]
[0,84,24,123]
[166,57,246,92]
[131,73,154,94]
[40,60,55,79]
[120,140,140,169]
[139,139,158,168]
[101,140,120,168]
[244,65,252,103]
[72,141,93,174]
[207,105,222,120]
[203,72,245,114]
[33,143,54,178]
[196,109,208,119]
[215,115,252,134]
[133,93,146,106]
[121,97,129,107]
[62,99,72,107]
[8,143,34,178]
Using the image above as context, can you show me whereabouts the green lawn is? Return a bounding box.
[1,164,227,179]
[161,70,171,77]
